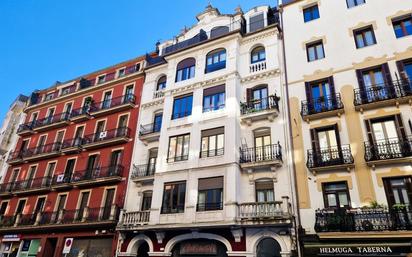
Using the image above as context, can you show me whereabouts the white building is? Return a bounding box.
[0,95,28,183]
[280,0,412,256]
[117,5,297,257]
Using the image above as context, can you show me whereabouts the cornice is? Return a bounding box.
[240,68,281,83]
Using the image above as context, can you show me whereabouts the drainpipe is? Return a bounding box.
[278,3,303,257]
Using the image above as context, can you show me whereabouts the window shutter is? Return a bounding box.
[198,177,223,190]
[310,128,319,150]
[255,180,274,190]
[305,82,312,100]
[201,127,224,138]
[177,58,196,70]
[364,119,375,143]
[396,60,407,81]
[394,114,407,139]
[406,177,412,205]
[203,85,225,96]
[246,88,252,103]
[383,178,396,207]
[333,124,342,148]
[356,69,366,94]
[328,76,337,106]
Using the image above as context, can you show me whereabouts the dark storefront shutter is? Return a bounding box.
[198,177,223,190]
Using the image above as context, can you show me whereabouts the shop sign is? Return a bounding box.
[2,235,21,242]
[180,242,217,255]
[305,243,411,256]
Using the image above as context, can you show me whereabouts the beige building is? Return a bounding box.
[0,95,28,183]
[280,0,412,256]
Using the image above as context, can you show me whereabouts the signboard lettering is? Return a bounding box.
[180,242,217,255]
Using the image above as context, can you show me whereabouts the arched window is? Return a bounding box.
[176,58,196,82]
[251,46,266,64]
[257,238,281,257]
[157,76,167,91]
[205,49,226,73]
[210,26,229,38]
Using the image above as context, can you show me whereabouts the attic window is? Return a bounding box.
[250,13,264,33]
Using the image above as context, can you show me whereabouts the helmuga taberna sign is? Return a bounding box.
[305,243,412,256]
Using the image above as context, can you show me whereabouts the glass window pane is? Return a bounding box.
[217,134,224,149]
[220,52,226,61]
[183,135,190,156]
[168,138,176,160]
[338,192,349,207]
[365,31,375,45]
[316,44,324,59]
[394,24,404,38]
[198,192,206,205]
[267,190,274,202]
[356,34,365,48]
[308,46,316,61]
[209,136,216,151]
[257,191,266,202]
[327,194,337,207]
[176,136,183,157]
[201,137,208,152]
[405,20,412,35]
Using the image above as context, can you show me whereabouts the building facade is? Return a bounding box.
[117,5,297,257]
[0,57,145,257]
[0,95,28,183]
[281,0,412,256]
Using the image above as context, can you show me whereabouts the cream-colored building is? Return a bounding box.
[280,0,412,256]
[117,5,298,257]
[0,95,28,183]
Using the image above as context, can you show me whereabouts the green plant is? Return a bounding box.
[392,203,407,211]
[369,200,385,209]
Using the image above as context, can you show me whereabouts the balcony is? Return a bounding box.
[16,123,34,136]
[354,80,412,112]
[61,138,82,154]
[0,183,13,196]
[139,123,161,144]
[51,174,72,190]
[131,164,155,183]
[31,112,70,132]
[238,198,292,224]
[21,143,61,162]
[91,94,136,118]
[315,207,412,234]
[118,211,150,229]
[7,151,24,165]
[301,94,344,122]
[240,95,279,125]
[153,89,165,99]
[239,143,282,172]
[71,165,123,187]
[70,106,94,122]
[249,60,266,73]
[12,176,51,195]
[82,127,130,150]
[364,136,412,167]
[306,145,354,174]
[0,205,120,232]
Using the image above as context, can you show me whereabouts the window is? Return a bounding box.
[303,4,320,22]
[167,134,190,162]
[135,63,141,72]
[153,113,162,133]
[346,0,365,8]
[200,127,224,158]
[176,58,196,82]
[55,194,67,215]
[102,188,115,220]
[305,77,336,112]
[197,177,223,211]
[256,180,274,202]
[257,238,282,257]
[0,202,8,216]
[210,26,229,38]
[247,86,269,111]
[102,91,112,109]
[77,192,90,220]
[306,41,325,62]
[205,49,226,73]
[15,199,26,214]
[254,128,272,162]
[172,94,193,119]
[397,59,412,82]
[393,16,412,38]
[157,76,167,91]
[161,181,186,214]
[45,92,54,101]
[354,26,376,48]
[97,75,106,84]
[141,191,152,211]
[61,86,73,95]
[356,64,393,103]
[63,159,76,179]
[251,46,266,64]
[109,150,122,173]
[118,68,126,78]
[250,13,265,32]
[310,125,341,164]
[383,176,411,207]
[322,182,350,208]
[203,85,225,112]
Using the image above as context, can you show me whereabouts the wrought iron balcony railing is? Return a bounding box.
[301,93,344,117]
[21,142,61,159]
[51,173,72,185]
[240,95,279,115]
[196,202,223,212]
[354,80,412,106]
[200,148,224,158]
[139,122,162,136]
[82,127,130,145]
[0,182,14,194]
[32,112,70,129]
[70,105,96,119]
[315,207,412,232]
[12,176,51,192]
[131,164,155,179]
[92,94,136,113]
[364,136,412,162]
[307,144,354,169]
[71,165,123,183]
[239,143,282,163]
[61,138,83,149]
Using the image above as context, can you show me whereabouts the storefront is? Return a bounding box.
[66,237,113,257]
[0,235,40,257]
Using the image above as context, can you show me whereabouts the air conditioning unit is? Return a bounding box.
[99,131,107,139]
[56,174,65,183]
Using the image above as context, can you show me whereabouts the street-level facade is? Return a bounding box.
[0,95,28,183]
[117,5,297,257]
[0,56,145,257]
[281,0,412,256]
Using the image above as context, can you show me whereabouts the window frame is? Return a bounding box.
[167,134,190,163]
[175,58,196,82]
[392,15,412,38]
[303,4,320,23]
[346,0,365,8]
[172,94,193,119]
[200,127,225,158]
[161,181,186,214]
[306,41,325,62]
[251,46,266,64]
[205,49,227,73]
[353,26,377,49]
[322,181,351,209]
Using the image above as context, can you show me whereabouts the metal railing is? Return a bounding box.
[61,138,83,149]
[12,176,51,192]
[196,202,223,212]
[307,144,354,169]
[354,80,412,106]
[92,94,136,112]
[200,148,224,158]
[139,122,162,136]
[167,155,189,163]
[240,95,279,115]
[364,136,412,162]
[131,164,155,179]
[51,173,72,185]
[70,105,96,119]
[82,127,130,145]
[71,165,123,183]
[32,112,70,129]
[0,182,14,194]
[315,207,412,232]
[240,143,282,163]
[21,142,61,158]
[301,93,344,117]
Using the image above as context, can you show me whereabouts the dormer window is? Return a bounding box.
[205,49,226,73]
[251,46,266,64]
[97,75,106,84]
[118,68,126,78]
[176,58,196,82]
[135,63,141,72]
[45,92,54,101]
[250,13,265,32]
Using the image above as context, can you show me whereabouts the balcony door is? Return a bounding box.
[77,192,90,221]
[94,121,106,141]
[74,126,84,146]
[125,85,134,102]
[64,159,76,181]
[255,180,275,216]
[358,64,392,102]
[305,77,335,113]
[322,182,351,209]
[54,195,67,223]
[19,140,29,153]
[37,135,47,154]
[85,155,99,179]
[0,202,8,217]
[383,177,412,208]
[153,113,162,133]
[34,197,46,216]
[141,191,152,211]
[55,131,64,150]
[102,91,112,109]
[46,108,55,124]
[26,166,36,188]
[148,149,157,175]
[102,189,115,220]
[250,86,268,111]
[254,129,271,161]
[15,199,26,215]
[371,117,402,157]
[311,125,341,164]
[109,151,122,175]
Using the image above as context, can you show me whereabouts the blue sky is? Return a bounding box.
[0,0,275,122]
